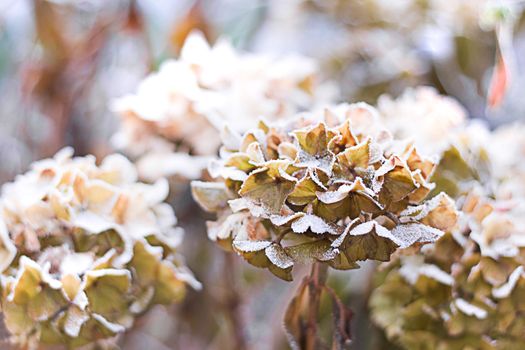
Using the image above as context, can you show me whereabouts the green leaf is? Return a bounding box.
[285,239,336,264]
[400,192,458,232]
[130,240,163,286]
[336,137,373,169]
[293,122,336,175]
[153,260,187,304]
[429,146,478,198]
[225,153,257,172]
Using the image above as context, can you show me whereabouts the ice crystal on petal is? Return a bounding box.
[233,240,272,253]
[454,299,488,319]
[492,266,524,299]
[391,223,444,249]
[265,244,294,269]
[291,214,337,235]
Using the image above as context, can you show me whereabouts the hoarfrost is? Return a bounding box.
[454,298,488,319]
[492,266,524,299]
[265,244,294,269]
[391,223,443,248]
[291,214,337,234]
[233,240,272,252]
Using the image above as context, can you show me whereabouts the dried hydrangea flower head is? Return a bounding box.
[192,104,457,281]
[370,188,525,349]
[112,31,337,181]
[0,148,199,348]
[369,96,525,349]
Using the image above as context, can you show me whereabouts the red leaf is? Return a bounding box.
[487,51,509,109]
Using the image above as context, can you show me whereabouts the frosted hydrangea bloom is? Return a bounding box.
[370,188,525,349]
[370,113,525,349]
[112,32,337,181]
[192,105,457,281]
[0,148,199,349]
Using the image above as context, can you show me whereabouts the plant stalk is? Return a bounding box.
[223,252,248,350]
[305,262,329,350]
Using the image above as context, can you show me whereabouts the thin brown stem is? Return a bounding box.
[305,262,329,350]
[223,252,248,350]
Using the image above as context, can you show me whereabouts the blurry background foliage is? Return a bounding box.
[0,0,524,349]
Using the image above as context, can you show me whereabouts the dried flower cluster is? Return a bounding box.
[370,95,525,349]
[0,148,199,348]
[192,104,457,281]
[370,190,525,349]
[112,32,336,181]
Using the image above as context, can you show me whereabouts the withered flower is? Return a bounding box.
[370,99,525,349]
[0,148,199,348]
[192,105,457,281]
[370,190,525,349]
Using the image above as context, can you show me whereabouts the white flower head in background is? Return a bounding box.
[112,31,337,181]
[377,86,468,155]
[489,123,525,199]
